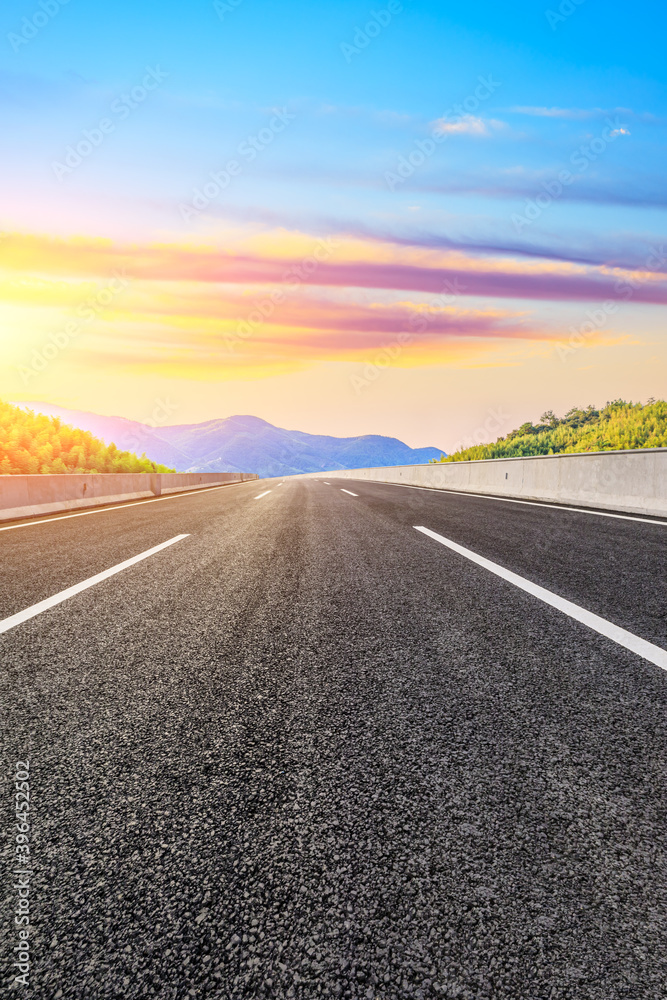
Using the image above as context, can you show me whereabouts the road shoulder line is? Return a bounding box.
[338,480,667,527]
[0,482,256,533]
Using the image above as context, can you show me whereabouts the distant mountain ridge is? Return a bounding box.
[16,404,445,476]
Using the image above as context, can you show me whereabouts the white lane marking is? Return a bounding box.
[276,483,284,487]
[337,480,667,527]
[254,491,272,499]
[340,489,358,497]
[414,525,667,671]
[0,534,190,636]
[323,482,330,485]
[0,481,258,534]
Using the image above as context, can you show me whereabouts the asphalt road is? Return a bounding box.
[1,477,666,999]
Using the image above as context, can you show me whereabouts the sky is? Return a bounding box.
[1,0,666,451]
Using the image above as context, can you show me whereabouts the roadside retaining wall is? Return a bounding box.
[0,472,259,523]
[304,448,667,517]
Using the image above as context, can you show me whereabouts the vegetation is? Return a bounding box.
[0,400,174,475]
[436,399,667,463]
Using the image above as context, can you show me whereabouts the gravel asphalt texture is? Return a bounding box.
[1,477,666,999]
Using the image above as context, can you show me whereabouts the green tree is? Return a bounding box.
[0,400,175,475]
[436,399,667,464]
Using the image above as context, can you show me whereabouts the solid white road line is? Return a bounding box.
[0,534,190,636]
[414,525,667,671]
[340,489,358,496]
[342,480,667,527]
[254,491,272,499]
[0,481,255,534]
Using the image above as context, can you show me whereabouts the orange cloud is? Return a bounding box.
[1,228,657,384]
[2,231,665,303]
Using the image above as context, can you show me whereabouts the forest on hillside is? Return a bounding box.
[437,399,667,463]
[0,401,174,474]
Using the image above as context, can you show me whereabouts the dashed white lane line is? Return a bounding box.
[0,534,190,636]
[0,481,256,533]
[254,491,272,499]
[276,483,284,487]
[340,489,358,497]
[414,525,667,671]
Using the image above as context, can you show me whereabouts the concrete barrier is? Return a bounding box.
[303,448,667,518]
[0,471,259,523]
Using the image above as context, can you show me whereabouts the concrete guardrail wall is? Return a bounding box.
[0,472,259,523]
[304,448,667,518]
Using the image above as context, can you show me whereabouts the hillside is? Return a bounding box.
[161,415,444,476]
[17,404,445,476]
[436,399,667,463]
[0,401,175,475]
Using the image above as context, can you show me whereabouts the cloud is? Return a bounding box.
[508,105,666,126]
[413,171,665,209]
[431,115,504,136]
[314,102,417,128]
[214,152,667,212]
[508,106,602,120]
[119,290,537,343]
[5,229,656,381]
[3,232,667,310]
[176,198,667,275]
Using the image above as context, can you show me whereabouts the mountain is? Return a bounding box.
[16,404,445,476]
[14,403,189,470]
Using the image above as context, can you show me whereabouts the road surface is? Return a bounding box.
[1,477,666,999]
